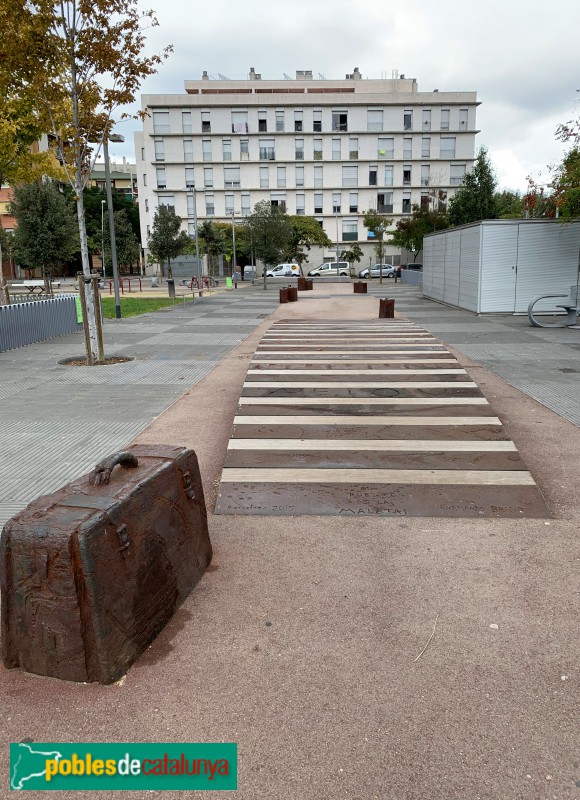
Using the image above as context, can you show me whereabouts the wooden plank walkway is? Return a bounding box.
[216,320,550,517]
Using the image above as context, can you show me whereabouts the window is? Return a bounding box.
[313,109,322,132]
[349,137,358,159]
[141,147,145,160]
[421,192,430,207]
[332,192,341,213]
[367,109,383,132]
[404,110,413,131]
[277,166,286,188]
[296,193,305,215]
[295,138,304,160]
[332,138,341,160]
[270,193,286,211]
[224,166,240,188]
[241,192,250,216]
[152,111,170,133]
[222,139,232,161]
[143,173,147,187]
[259,138,275,160]
[378,136,393,158]
[201,111,211,133]
[314,165,323,188]
[145,198,148,212]
[450,163,466,186]
[202,139,212,162]
[421,165,430,186]
[369,164,377,186]
[377,192,393,214]
[440,136,456,158]
[203,167,213,187]
[205,193,214,216]
[441,109,450,131]
[158,193,174,207]
[154,138,164,161]
[402,192,412,214]
[422,136,431,158]
[342,165,358,188]
[349,192,358,213]
[185,167,195,188]
[225,193,234,215]
[313,138,323,160]
[459,108,468,129]
[183,139,193,162]
[260,166,269,188]
[384,165,393,187]
[294,110,303,132]
[403,165,412,186]
[314,192,323,213]
[295,165,304,187]
[422,109,431,131]
[332,111,348,132]
[147,225,150,236]
[231,111,248,134]
[187,194,195,215]
[182,110,192,133]
[258,110,267,132]
[240,139,249,160]
[275,110,285,132]
[342,218,357,241]
[188,221,196,237]
[156,167,166,189]
[403,137,412,159]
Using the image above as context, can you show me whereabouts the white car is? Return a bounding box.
[263,263,301,278]
[358,264,396,279]
[307,261,350,277]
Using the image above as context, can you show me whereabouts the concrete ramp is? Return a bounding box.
[215,320,550,518]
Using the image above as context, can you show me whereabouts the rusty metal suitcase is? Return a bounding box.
[1,444,211,684]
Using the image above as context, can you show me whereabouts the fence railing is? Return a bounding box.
[0,294,82,353]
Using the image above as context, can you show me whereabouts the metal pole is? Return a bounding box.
[103,138,121,319]
[192,187,201,283]
[101,200,105,274]
[232,211,237,278]
[335,212,340,264]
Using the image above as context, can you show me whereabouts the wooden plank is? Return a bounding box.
[243,381,478,389]
[238,397,489,406]
[247,369,468,375]
[233,415,502,426]
[228,439,517,452]
[220,468,536,486]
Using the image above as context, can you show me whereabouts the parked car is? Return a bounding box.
[403,263,423,271]
[307,261,350,277]
[358,264,396,279]
[262,263,301,278]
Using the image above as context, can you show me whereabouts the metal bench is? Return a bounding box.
[528,285,580,328]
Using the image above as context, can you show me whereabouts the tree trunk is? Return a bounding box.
[76,188,99,361]
[167,258,172,280]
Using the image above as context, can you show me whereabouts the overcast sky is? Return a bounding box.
[106,0,579,193]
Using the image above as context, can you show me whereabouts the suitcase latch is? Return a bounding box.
[116,524,130,555]
[182,471,196,501]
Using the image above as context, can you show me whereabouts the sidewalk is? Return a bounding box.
[1,283,580,799]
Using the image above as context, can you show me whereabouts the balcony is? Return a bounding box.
[440,149,456,159]
[421,178,430,186]
[295,150,304,160]
[377,204,393,214]
[450,176,464,186]
[314,150,323,160]
[259,148,276,160]
[349,151,359,160]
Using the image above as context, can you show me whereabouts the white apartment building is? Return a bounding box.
[135,68,479,270]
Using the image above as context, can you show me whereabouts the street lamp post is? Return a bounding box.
[103,132,125,319]
[100,200,106,274]
[335,211,340,264]
[231,210,237,279]
[188,185,201,284]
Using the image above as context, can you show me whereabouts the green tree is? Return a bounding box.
[103,209,140,275]
[340,243,363,271]
[389,203,449,260]
[448,146,498,226]
[363,209,391,282]
[495,190,525,219]
[551,148,580,220]
[10,182,78,291]
[286,216,332,266]
[147,204,189,279]
[247,201,294,289]
[197,220,226,275]
[0,0,170,361]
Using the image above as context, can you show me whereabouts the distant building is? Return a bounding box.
[135,68,479,268]
[89,159,137,200]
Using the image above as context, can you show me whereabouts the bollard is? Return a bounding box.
[167,279,175,298]
[279,287,289,303]
[288,286,298,302]
[354,281,367,294]
[306,279,313,290]
[379,298,395,318]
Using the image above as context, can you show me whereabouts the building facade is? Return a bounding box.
[135,68,479,270]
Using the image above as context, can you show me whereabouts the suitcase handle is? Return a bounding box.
[89,451,139,486]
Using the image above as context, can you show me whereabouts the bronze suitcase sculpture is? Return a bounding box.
[1,444,211,684]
